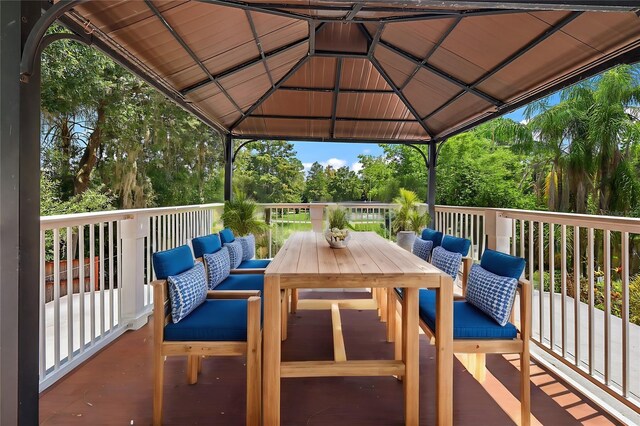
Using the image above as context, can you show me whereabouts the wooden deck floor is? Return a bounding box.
[40,291,620,425]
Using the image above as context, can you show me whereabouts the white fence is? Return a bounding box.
[39,202,640,413]
[39,204,222,390]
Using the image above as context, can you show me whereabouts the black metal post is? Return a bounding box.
[1,1,42,424]
[406,144,430,203]
[224,134,233,201]
[427,141,438,228]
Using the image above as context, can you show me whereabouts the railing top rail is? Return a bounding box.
[498,208,640,232]
[40,203,224,230]
[434,205,486,214]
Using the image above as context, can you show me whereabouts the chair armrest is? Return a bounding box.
[230,268,265,274]
[207,290,261,299]
[516,279,531,340]
[151,279,166,290]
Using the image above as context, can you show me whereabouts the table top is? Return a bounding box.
[265,231,443,286]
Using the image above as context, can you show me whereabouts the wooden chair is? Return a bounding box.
[151,246,262,426]
[395,249,531,425]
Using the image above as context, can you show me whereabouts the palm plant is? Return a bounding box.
[220,194,267,236]
[408,210,429,235]
[328,208,351,230]
[391,188,419,233]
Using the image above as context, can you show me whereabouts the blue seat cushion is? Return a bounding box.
[238,259,270,269]
[153,245,194,280]
[164,299,249,341]
[481,249,526,280]
[419,289,517,339]
[216,274,264,292]
[421,228,443,247]
[441,235,471,257]
[220,228,235,244]
[192,234,222,258]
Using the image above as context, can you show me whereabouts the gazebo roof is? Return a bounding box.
[61,0,640,142]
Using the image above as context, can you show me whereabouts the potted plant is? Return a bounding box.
[391,188,422,251]
[325,208,352,249]
[220,194,268,236]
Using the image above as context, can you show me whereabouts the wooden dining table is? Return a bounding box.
[262,231,454,425]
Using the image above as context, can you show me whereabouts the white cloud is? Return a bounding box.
[302,162,313,175]
[362,148,371,154]
[322,158,347,169]
[351,162,363,173]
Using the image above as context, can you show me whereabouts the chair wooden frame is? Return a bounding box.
[390,276,532,426]
[151,280,262,426]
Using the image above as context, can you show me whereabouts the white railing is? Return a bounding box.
[39,201,640,414]
[434,205,487,262]
[39,203,223,390]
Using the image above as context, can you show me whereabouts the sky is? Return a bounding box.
[291,92,563,173]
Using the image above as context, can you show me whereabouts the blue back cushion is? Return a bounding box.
[431,246,462,279]
[480,249,525,280]
[153,245,194,280]
[441,235,471,257]
[412,238,433,261]
[167,263,208,323]
[220,228,235,244]
[192,234,222,258]
[203,247,231,289]
[466,264,519,326]
[421,228,443,247]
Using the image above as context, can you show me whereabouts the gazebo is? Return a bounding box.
[2,0,640,423]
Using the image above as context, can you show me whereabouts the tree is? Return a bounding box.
[303,162,330,202]
[234,140,304,203]
[327,166,363,202]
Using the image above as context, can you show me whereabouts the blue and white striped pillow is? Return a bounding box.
[431,246,462,279]
[466,264,518,326]
[203,247,231,289]
[224,240,243,269]
[412,238,433,261]
[167,263,207,323]
[236,234,256,261]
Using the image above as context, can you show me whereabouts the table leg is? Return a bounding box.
[402,287,419,425]
[263,275,281,425]
[435,276,454,425]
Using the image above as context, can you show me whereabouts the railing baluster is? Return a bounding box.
[53,228,61,369]
[574,225,581,367]
[549,223,555,350]
[603,229,611,385]
[39,230,46,376]
[588,228,595,375]
[78,225,85,352]
[621,231,630,397]
[561,224,567,358]
[117,221,122,324]
[66,227,74,362]
[99,222,105,337]
[538,221,545,345]
[89,224,96,343]
[108,221,114,331]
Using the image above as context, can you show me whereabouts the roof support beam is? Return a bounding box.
[370,56,434,139]
[315,51,369,59]
[330,58,343,138]
[367,24,385,58]
[399,16,462,90]
[180,36,308,95]
[280,87,393,94]
[230,134,430,144]
[345,3,364,21]
[251,114,418,122]
[378,40,502,106]
[309,22,317,54]
[422,11,581,122]
[144,0,244,115]
[245,10,274,87]
[231,55,311,130]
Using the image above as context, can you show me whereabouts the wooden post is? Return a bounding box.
[436,275,454,425]
[263,275,281,424]
[402,287,419,424]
